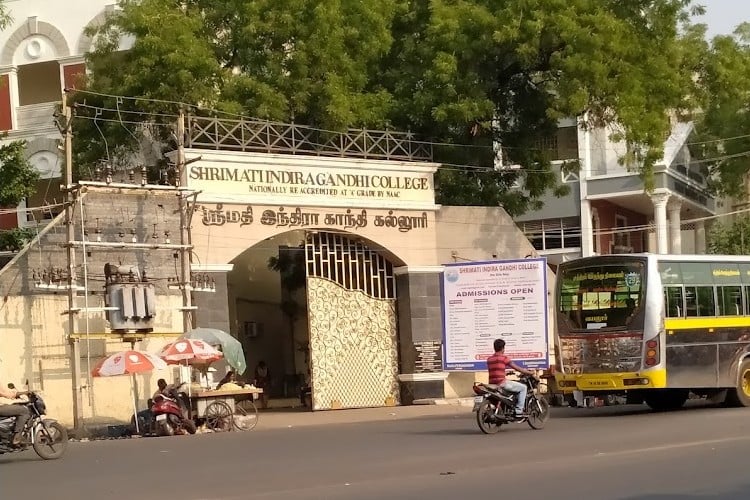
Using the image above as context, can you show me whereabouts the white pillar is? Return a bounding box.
[668,199,682,254]
[651,193,670,254]
[578,116,594,257]
[694,220,706,254]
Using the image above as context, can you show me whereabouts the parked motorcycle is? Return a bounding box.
[151,383,196,436]
[472,374,550,434]
[0,391,68,459]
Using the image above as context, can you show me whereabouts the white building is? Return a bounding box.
[0,0,116,230]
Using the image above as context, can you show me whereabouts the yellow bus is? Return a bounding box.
[554,254,750,410]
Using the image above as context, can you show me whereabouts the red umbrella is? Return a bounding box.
[92,350,167,377]
[157,338,223,365]
[91,350,168,434]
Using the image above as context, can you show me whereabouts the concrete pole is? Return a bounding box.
[177,110,193,334]
[651,192,670,254]
[668,199,682,254]
[63,91,84,434]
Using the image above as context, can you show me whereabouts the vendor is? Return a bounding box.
[216,371,236,390]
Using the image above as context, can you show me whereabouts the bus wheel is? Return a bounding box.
[725,359,750,407]
[644,390,688,411]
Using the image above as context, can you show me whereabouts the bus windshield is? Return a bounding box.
[558,262,645,330]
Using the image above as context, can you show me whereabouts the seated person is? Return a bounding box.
[153,378,174,399]
[216,371,241,390]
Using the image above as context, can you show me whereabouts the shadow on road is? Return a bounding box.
[0,453,46,464]
[620,486,750,499]
[551,401,726,419]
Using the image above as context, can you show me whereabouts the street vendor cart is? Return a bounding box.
[190,387,263,432]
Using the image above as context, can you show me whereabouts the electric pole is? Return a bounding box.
[177,110,193,333]
[62,90,83,435]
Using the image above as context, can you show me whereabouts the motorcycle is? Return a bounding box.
[151,383,196,436]
[472,374,551,434]
[0,391,68,459]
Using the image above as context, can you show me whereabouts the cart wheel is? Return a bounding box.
[205,401,233,432]
[234,400,259,431]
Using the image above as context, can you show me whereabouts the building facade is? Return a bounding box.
[515,118,715,264]
[0,115,552,428]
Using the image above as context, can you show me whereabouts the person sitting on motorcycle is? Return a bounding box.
[0,381,30,445]
[487,339,538,418]
[153,379,174,399]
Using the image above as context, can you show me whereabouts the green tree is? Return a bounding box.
[689,23,750,198]
[75,0,706,215]
[707,216,750,255]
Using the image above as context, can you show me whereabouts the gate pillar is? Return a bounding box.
[394,266,448,404]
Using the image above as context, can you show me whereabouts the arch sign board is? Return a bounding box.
[441,258,549,371]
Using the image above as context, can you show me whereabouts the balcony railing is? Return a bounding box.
[15,103,57,131]
[187,115,433,162]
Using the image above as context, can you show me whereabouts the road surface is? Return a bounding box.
[1,403,748,499]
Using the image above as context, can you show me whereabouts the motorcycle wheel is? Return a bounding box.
[527,396,551,430]
[476,400,503,434]
[156,421,174,436]
[182,418,197,435]
[33,421,68,460]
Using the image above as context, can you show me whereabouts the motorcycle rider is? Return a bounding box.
[0,381,30,445]
[487,339,538,418]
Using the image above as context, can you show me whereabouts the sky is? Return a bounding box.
[694,0,750,38]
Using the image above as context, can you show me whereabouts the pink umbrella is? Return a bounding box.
[92,350,168,377]
[157,338,223,366]
[92,350,168,434]
[157,339,224,397]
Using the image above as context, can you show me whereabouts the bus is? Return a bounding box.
[554,254,750,410]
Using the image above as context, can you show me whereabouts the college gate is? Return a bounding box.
[305,232,400,410]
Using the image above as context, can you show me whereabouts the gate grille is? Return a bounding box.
[306,232,395,299]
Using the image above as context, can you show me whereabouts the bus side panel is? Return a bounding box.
[665,330,719,388]
[666,327,750,388]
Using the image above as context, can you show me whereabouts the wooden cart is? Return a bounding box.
[189,388,263,432]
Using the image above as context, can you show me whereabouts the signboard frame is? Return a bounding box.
[441,258,549,371]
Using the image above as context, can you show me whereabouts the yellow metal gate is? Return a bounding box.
[305,232,400,410]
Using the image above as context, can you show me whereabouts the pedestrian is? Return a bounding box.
[254,361,270,409]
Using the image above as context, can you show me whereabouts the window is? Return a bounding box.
[685,286,716,317]
[717,286,742,316]
[558,262,645,330]
[664,286,684,317]
[17,61,62,106]
[613,215,630,250]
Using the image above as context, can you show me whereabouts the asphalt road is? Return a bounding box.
[2,403,750,500]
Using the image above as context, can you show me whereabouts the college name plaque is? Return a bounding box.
[414,341,443,373]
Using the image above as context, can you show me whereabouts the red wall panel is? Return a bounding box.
[0,74,12,131]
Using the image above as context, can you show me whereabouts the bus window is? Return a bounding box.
[558,262,644,329]
[664,286,683,317]
[685,286,716,317]
[717,286,742,316]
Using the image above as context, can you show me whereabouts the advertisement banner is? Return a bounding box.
[442,258,549,371]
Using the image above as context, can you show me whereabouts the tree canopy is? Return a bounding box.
[689,23,750,200]
[708,216,750,255]
[76,0,709,215]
